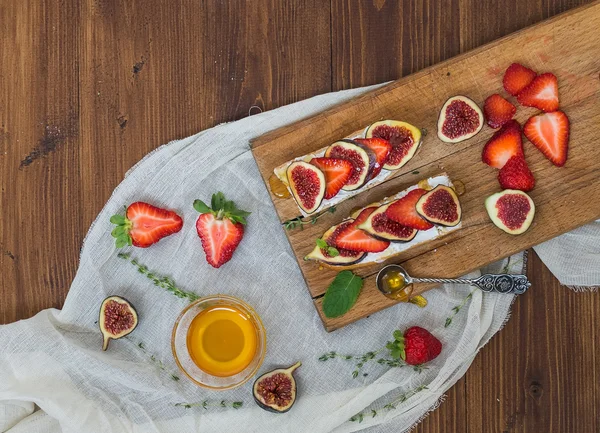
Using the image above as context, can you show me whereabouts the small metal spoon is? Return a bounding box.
[376,264,531,296]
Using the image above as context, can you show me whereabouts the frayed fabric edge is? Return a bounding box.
[565,285,599,292]
[401,395,447,433]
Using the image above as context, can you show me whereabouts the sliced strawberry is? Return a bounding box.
[309,157,353,199]
[110,202,183,248]
[333,208,390,253]
[517,73,559,112]
[353,138,392,179]
[498,156,536,192]
[503,63,537,96]
[481,120,524,169]
[194,192,250,268]
[524,111,570,166]
[483,94,517,128]
[385,188,434,230]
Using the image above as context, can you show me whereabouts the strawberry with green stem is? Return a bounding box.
[194,192,251,268]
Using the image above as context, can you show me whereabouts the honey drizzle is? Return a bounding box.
[269,174,291,199]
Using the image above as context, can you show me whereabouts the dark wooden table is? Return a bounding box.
[1,1,597,431]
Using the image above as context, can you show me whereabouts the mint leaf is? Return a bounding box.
[193,200,211,214]
[327,247,339,257]
[322,271,364,318]
[316,238,328,249]
[110,215,126,225]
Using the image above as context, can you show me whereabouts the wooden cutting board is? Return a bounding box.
[251,2,600,331]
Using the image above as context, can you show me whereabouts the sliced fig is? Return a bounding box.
[253,362,301,413]
[304,221,367,265]
[352,137,392,179]
[357,203,418,242]
[99,296,138,351]
[415,185,462,227]
[485,190,535,235]
[286,161,326,214]
[365,120,422,170]
[333,208,391,252]
[437,96,484,143]
[324,139,376,191]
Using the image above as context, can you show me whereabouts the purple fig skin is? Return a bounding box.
[286,161,326,214]
[325,139,376,191]
[437,96,484,143]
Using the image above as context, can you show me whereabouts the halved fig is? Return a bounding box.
[385,188,434,230]
[99,296,138,351]
[304,221,367,265]
[333,208,390,252]
[357,203,418,242]
[286,161,326,214]
[324,139,376,191]
[437,96,484,143]
[485,190,535,235]
[365,120,422,170]
[415,185,462,226]
[253,362,301,413]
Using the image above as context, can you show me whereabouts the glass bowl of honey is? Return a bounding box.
[171,295,266,390]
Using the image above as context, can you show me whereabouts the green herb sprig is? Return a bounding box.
[136,342,180,381]
[349,385,428,423]
[283,206,336,231]
[118,253,200,302]
[322,271,363,318]
[444,288,476,328]
[316,238,339,257]
[175,400,244,410]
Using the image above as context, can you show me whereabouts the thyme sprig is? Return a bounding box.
[444,288,476,328]
[349,385,428,423]
[175,401,243,410]
[283,206,336,230]
[137,342,180,381]
[118,253,200,302]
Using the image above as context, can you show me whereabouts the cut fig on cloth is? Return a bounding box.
[415,185,462,226]
[286,161,326,214]
[485,190,535,235]
[364,120,422,170]
[437,95,484,143]
[253,362,301,413]
[358,203,418,242]
[304,222,367,266]
[99,296,138,351]
[324,140,376,191]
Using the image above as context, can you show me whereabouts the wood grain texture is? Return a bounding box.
[1,0,597,432]
[253,2,600,331]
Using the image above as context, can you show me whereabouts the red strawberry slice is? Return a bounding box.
[498,156,536,192]
[110,202,183,248]
[524,111,570,166]
[483,94,516,128]
[385,188,434,230]
[517,73,559,112]
[503,63,537,96]
[353,138,392,179]
[194,192,250,268]
[310,157,353,199]
[481,120,524,169]
[333,208,390,253]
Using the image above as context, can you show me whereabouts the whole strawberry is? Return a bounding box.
[389,326,442,366]
[194,192,251,268]
[110,202,183,248]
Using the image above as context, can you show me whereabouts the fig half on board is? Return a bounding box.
[485,189,535,235]
[415,185,462,227]
[99,296,138,351]
[437,95,483,143]
[253,362,301,413]
[286,161,326,214]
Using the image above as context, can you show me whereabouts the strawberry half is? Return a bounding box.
[524,111,570,166]
[310,157,353,199]
[483,94,517,128]
[110,202,183,248]
[517,73,559,112]
[385,188,434,230]
[481,120,524,169]
[353,138,392,179]
[503,63,537,96]
[498,156,536,192]
[194,192,250,268]
[333,207,390,253]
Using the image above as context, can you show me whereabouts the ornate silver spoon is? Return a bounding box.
[376,264,531,297]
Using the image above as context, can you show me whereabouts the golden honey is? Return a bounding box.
[268,174,291,199]
[380,268,413,301]
[186,305,258,377]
